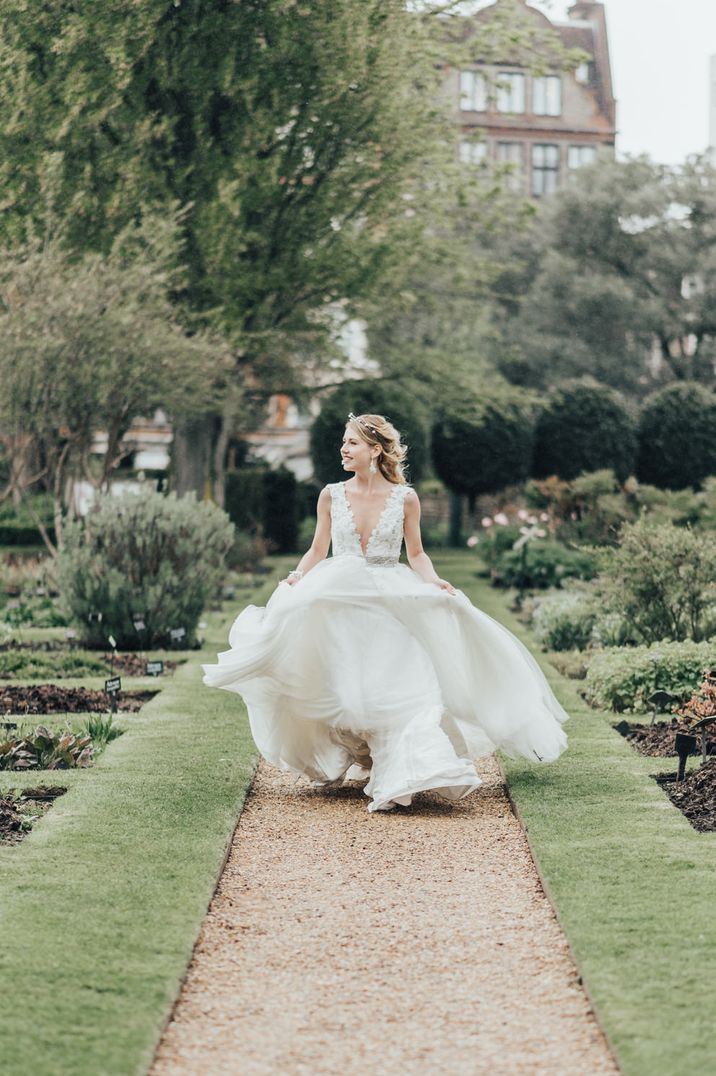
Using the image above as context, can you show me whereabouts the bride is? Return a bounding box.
[203,412,568,812]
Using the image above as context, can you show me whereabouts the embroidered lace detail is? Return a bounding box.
[328,483,410,566]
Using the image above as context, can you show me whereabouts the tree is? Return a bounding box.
[637,382,716,490]
[532,380,637,482]
[0,220,227,551]
[432,388,535,543]
[495,155,716,396]
[309,381,430,486]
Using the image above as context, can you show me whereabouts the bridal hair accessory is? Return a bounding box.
[348,411,377,434]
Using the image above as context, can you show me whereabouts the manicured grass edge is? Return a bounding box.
[437,557,716,1076]
[0,566,290,1076]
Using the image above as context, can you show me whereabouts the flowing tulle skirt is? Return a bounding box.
[203,555,568,812]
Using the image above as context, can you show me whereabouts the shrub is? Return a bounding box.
[224,466,300,553]
[526,469,632,545]
[584,640,716,713]
[532,380,636,482]
[598,518,716,643]
[530,588,598,651]
[310,382,430,486]
[0,725,93,770]
[55,489,234,649]
[0,650,109,680]
[489,539,595,590]
[432,391,534,504]
[637,382,716,489]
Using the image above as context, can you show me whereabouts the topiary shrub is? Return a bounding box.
[55,489,234,649]
[432,391,535,506]
[637,382,716,489]
[488,539,595,590]
[532,379,636,482]
[598,517,716,643]
[224,466,300,553]
[310,381,430,486]
[583,640,716,713]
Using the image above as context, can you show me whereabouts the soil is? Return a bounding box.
[654,761,716,832]
[0,784,67,844]
[0,684,158,716]
[615,719,716,758]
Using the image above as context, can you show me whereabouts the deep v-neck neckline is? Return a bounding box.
[341,482,400,557]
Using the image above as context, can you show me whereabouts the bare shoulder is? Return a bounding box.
[317,486,333,508]
[403,486,420,510]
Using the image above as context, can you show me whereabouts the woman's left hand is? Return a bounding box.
[434,578,457,595]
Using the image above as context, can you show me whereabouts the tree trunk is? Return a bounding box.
[212,399,236,510]
[172,416,214,498]
[448,491,463,547]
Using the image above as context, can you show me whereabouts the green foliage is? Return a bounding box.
[0,725,93,770]
[432,390,534,504]
[310,382,430,486]
[224,466,299,554]
[532,380,636,482]
[82,713,121,748]
[530,588,598,651]
[0,593,67,629]
[487,538,595,590]
[527,469,632,545]
[55,490,234,648]
[598,518,716,643]
[584,640,716,713]
[498,156,716,395]
[0,650,109,680]
[637,382,716,489]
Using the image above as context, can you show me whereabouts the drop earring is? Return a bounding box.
[369,459,377,474]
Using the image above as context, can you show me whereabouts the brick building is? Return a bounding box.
[453,0,616,197]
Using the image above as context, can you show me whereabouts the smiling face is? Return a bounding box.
[341,423,379,474]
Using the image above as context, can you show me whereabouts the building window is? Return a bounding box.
[532,144,560,196]
[496,141,525,190]
[568,144,597,169]
[460,70,487,112]
[496,72,525,114]
[575,62,591,84]
[533,75,562,116]
[459,139,487,165]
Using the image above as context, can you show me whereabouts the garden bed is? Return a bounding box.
[0,785,67,844]
[614,719,716,758]
[0,644,182,679]
[653,762,716,832]
[0,684,158,716]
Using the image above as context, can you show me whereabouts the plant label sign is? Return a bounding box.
[133,618,146,632]
[88,611,103,623]
[65,629,77,641]
[146,660,164,677]
[108,635,117,650]
[170,627,186,642]
[105,677,121,695]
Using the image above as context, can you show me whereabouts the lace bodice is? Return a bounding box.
[328,482,411,566]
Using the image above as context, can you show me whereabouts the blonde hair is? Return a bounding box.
[346,412,408,485]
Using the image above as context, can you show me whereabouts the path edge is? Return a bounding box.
[497,755,623,1075]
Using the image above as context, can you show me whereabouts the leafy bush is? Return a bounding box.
[310,381,430,486]
[0,725,93,770]
[530,589,598,651]
[224,466,300,553]
[0,593,67,628]
[55,489,234,649]
[489,539,595,590]
[637,382,716,489]
[526,469,632,545]
[432,390,534,504]
[584,641,716,713]
[0,650,109,680]
[598,518,716,643]
[532,380,637,482]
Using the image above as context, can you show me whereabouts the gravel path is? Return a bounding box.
[151,757,619,1075]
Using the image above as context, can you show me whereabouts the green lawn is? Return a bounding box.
[0,565,291,1076]
[433,553,716,1076]
[3,552,715,1074]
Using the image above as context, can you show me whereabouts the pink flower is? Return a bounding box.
[540,512,549,522]
[535,528,547,538]
[494,512,509,526]
[466,535,479,548]
[517,509,529,521]
[481,516,493,528]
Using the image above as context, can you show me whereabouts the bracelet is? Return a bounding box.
[287,568,304,580]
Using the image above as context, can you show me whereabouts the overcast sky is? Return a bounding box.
[532,0,716,164]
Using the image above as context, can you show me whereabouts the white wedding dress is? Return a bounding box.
[203,482,569,812]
